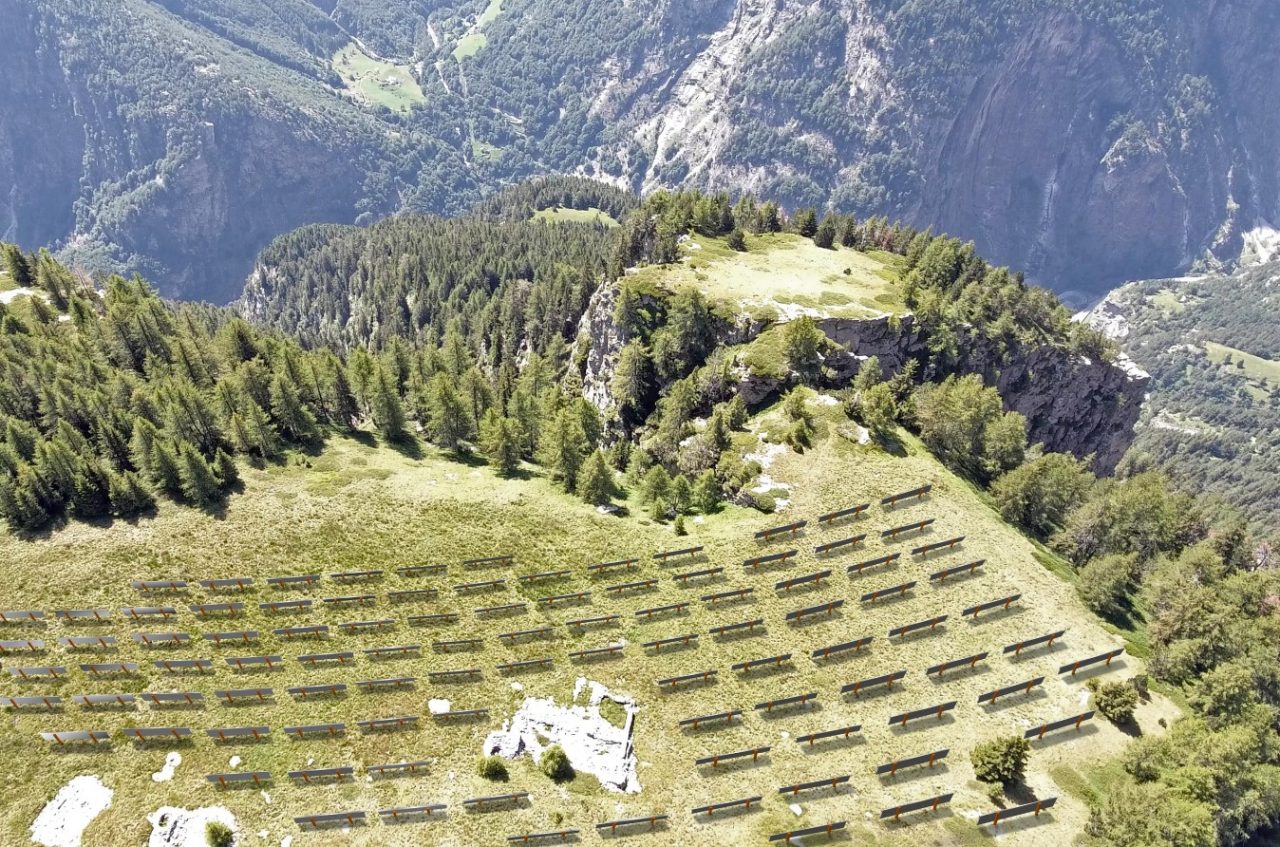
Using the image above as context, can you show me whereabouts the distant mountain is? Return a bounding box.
[5,0,1280,304]
[1083,259,1280,538]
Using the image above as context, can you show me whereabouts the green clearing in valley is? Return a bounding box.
[333,43,424,112]
[453,0,504,60]
[630,233,906,320]
[1204,340,1280,388]
[1150,288,1186,313]
[531,206,620,227]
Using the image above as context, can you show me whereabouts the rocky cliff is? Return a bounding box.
[10,0,1280,303]
[578,279,1148,474]
[0,0,408,303]
[469,0,1280,302]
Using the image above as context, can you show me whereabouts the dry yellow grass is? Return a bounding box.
[629,234,905,320]
[0,407,1171,846]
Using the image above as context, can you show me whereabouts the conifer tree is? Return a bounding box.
[149,440,183,496]
[757,202,782,233]
[178,444,221,505]
[694,469,723,512]
[813,215,837,248]
[0,466,51,531]
[322,352,360,429]
[726,394,748,430]
[348,348,376,411]
[70,459,111,519]
[611,342,652,419]
[460,367,495,433]
[538,407,588,491]
[426,372,469,451]
[108,470,155,517]
[479,409,522,476]
[270,374,319,443]
[641,464,673,505]
[1,244,34,289]
[213,450,239,486]
[672,474,693,514]
[793,208,818,237]
[372,365,409,443]
[576,449,616,506]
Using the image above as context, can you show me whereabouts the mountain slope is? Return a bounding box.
[0,402,1174,846]
[0,0,475,303]
[454,0,1280,302]
[1084,261,1280,539]
[6,0,1280,305]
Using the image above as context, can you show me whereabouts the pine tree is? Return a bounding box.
[611,342,652,419]
[479,409,521,476]
[726,395,748,430]
[460,367,495,433]
[108,470,155,517]
[70,459,112,519]
[348,348,376,411]
[757,202,781,233]
[793,208,818,238]
[270,374,318,443]
[5,417,39,461]
[372,365,409,443]
[178,444,221,505]
[322,353,360,429]
[707,410,730,451]
[727,228,747,251]
[427,372,469,451]
[672,474,693,514]
[128,418,158,478]
[641,465,673,505]
[783,316,826,383]
[213,450,239,486]
[217,319,260,365]
[694,469,723,513]
[538,408,588,491]
[813,215,837,248]
[576,450,616,506]
[1,244,35,289]
[149,440,183,496]
[0,466,51,531]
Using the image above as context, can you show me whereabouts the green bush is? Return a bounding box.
[970,735,1031,785]
[540,745,575,782]
[477,755,509,782]
[206,821,234,847]
[1089,678,1139,724]
[1077,553,1138,618]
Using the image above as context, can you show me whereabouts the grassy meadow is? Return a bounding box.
[453,0,505,61]
[531,207,620,227]
[0,396,1174,845]
[332,44,424,113]
[629,234,906,322]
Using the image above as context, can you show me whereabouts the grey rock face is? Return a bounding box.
[579,280,1147,474]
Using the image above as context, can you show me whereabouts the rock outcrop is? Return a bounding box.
[578,280,1148,474]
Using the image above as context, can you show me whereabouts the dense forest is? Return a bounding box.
[1103,268,1280,541]
[0,246,361,533]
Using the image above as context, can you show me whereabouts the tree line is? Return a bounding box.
[0,247,360,533]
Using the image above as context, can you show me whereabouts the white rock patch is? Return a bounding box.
[428,698,451,715]
[30,775,113,847]
[147,805,237,847]
[152,752,182,782]
[485,679,639,793]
